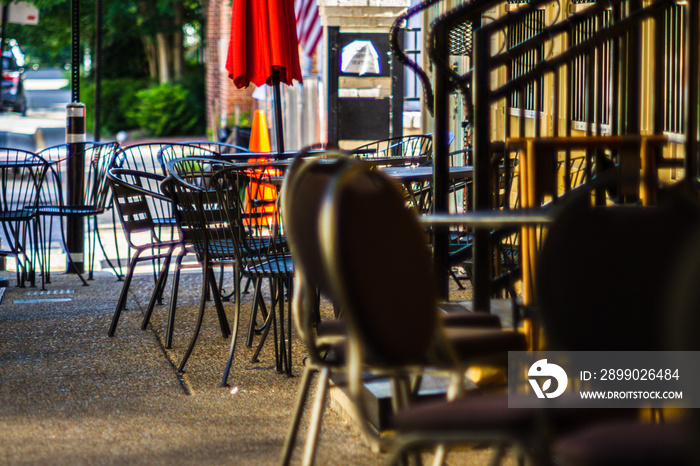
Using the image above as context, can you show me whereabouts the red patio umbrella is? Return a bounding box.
[226,0,303,153]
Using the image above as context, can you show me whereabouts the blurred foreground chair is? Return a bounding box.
[381,180,700,464]
[278,156,526,464]
[0,149,48,287]
[539,184,700,466]
[37,142,119,284]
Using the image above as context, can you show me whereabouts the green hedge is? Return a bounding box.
[81,65,205,138]
[82,78,151,135]
[127,83,204,137]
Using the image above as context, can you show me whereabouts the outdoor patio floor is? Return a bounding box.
[0,266,516,465]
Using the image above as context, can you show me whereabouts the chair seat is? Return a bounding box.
[553,421,691,466]
[443,327,527,360]
[0,209,36,221]
[391,394,533,433]
[38,205,103,216]
[247,256,294,276]
[438,302,502,328]
[153,217,178,226]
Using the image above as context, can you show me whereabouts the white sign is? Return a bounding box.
[341,40,380,76]
[0,2,40,25]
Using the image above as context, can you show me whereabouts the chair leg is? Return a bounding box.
[108,253,140,337]
[87,214,99,280]
[58,216,89,287]
[165,248,187,349]
[246,278,268,347]
[301,366,330,466]
[140,250,173,330]
[250,286,277,364]
[280,362,315,466]
[104,207,125,281]
[221,269,242,387]
[276,279,288,374]
[207,267,231,338]
[177,260,209,372]
[178,263,210,372]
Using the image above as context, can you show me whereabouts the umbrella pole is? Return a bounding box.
[272,69,285,154]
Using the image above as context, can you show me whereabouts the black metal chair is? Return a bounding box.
[209,160,296,381]
[37,142,120,284]
[106,168,192,343]
[109,143,177,282]
[163,157,286,382]
[379,181,700,464]
[0,149,48,287]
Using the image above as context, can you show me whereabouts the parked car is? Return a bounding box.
[1,51,26,115]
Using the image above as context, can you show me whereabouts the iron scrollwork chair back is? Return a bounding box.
[0,149,49,287]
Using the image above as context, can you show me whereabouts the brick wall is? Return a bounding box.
[205,0,256,139]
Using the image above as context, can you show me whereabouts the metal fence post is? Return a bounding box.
[66,103,86,274]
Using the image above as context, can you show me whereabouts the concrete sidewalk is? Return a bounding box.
[0,269,383,465]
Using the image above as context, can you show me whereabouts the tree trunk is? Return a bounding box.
[173,1,184,81]
[142,37,158,80]
[156,33,171,84]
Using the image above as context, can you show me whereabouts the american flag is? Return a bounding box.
[294,0,322,57]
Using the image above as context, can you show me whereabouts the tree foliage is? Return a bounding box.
[5,0,203,82]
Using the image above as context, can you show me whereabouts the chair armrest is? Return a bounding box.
[420,210,553,229]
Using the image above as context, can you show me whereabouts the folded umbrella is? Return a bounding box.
[226,0,303,153]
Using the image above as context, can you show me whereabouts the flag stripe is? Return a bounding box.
[295,0,322,56]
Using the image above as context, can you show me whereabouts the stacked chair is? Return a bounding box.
[37,141,120,285]
[0,149,48,287]
[162,157,293,384]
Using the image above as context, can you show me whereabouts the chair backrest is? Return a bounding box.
[321,163,438,365]
[536,186,700,351]
[0,148,47,217]
[281,152,360,297]
[186,141,249,154]
[162,157,238,264]
[113,143,177,225]
[210,161,292,275]
[107,168,171,249]
[38,142,120,212]
[157,144,222,172]
[351,134,433,164]
[280,152,361,354]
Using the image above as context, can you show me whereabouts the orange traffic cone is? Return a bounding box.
[248,109,271,153]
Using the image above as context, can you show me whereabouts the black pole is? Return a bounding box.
[272,68,285,154]
[685,0,699,181]
[94,0,103,141]
[70,0,80,103]
[471,24,492,312]
[432,31,450,301]
[67,0,85,276]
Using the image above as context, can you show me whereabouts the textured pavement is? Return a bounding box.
[0,269,384,465]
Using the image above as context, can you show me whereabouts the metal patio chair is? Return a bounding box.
[37,141,120,284]
[209,160,296,381]
[0,149,48,287]
[106,168,193,344]
[163,157,288,381]
[351,134,434,167]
